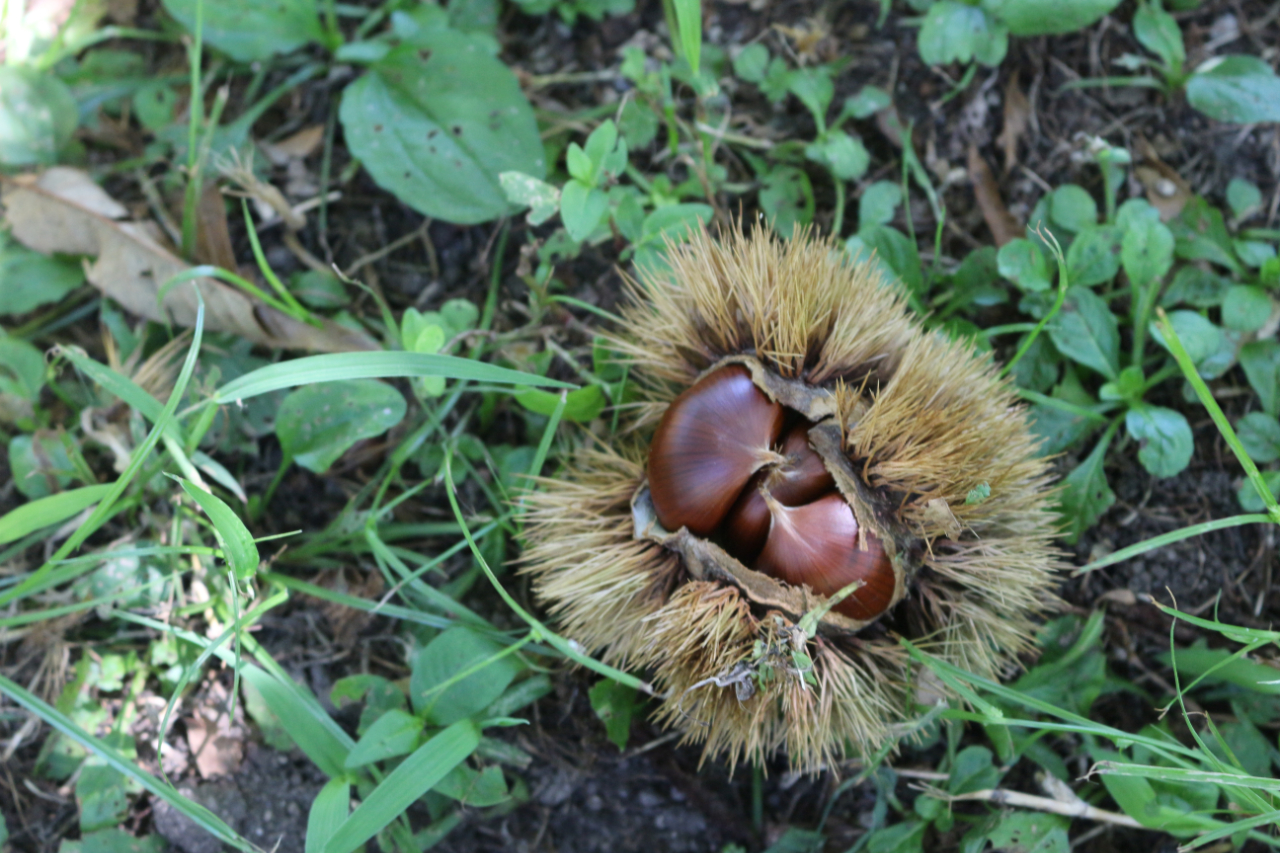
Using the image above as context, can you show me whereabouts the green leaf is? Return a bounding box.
[212,349,573,404]
[1238,470,1280,512]
[986,812,1070,853]
[410,626,523,725]
[1133,1,1184,72]
[0,485,112,546]
[1226,178,1263,221]
[948,746,1000,794]
[0,238,83,315]
[733,44,770,83]
[1125,404,1193,478]
[9,434,74,499]
[1059,428,1116,542]
[858,181,902,229]
[514,385,605,423]
[0,67,78,166]
[997,238,1052,292]
[1186,55,1280,124]
[842,85,892,120]
[500,171,560,226]
[1221,284,1272,333]
[804,130,870,180]
[1049,185,1098,232]
[340,39,545,225]
[1161,265,1230,308]
[982,0,1121,35]
[863,819,926,853]
[1120,214,1174,287]
[1240,340,1280,416]
[1236,412,1280,463]
[305,779,350,853]
[276,380,406,474]
[240,664,352,778]
[161,0,323,62]
[1151,310,1224,370]
[322,721,480,853]
[343,708,424,768]
[560,180,608,242]
[76,764,129,832]
[785,68,834,127]
[0,336,47,400]
[1065,224,1121,286]
[59,829,167,853]
[918,2,1007,66]
[759,167,814,235]
[434,764,510,806]
[176,479,258,580]
[848,225,923,293]
[588,678,639,751]
[1048,286,1119,380]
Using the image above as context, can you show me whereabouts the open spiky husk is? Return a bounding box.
[519,225,1062,771]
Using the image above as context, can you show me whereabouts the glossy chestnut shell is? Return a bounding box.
[647,365,897,622]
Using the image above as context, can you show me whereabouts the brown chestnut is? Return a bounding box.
[721,423,834,563]
[647,365,785,535]
[755,493,895,621]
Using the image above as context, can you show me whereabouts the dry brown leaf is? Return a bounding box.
[195,182,239,272]
[1133,137,1192,222]
[1,168,375,353]
[967,144,1021,247]
[184,680,245,778]
[995,71,1031,173]
[261,124,325,165]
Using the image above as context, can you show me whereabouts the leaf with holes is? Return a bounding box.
[161,0,324,62]
[341,39,545,225]
[276,380,406,473]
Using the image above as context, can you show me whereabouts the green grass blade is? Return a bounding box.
[306,778,351,853]
[261,571,455,630]
[212,352,574,404]
[176,477,259,579]
[0,673,254,852]
[1076,513,1271,575]
[322,720,481,853]
[0,485,112,546]
[673,0,701,76]
[0,297,205,609]
[242,664,353,777]
[1156,308,1280,523]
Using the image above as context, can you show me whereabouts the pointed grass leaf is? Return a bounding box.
[340,39,545,225]
[161,0,324,61]
[343,709,424,768]
[1186,55,1280,124]
[305,779,351,853]
[1125,404,1193,478]
[0,674,253,851]
[176,478,258,580]
[514,385,605,423]
[321,721,480,853]
[213,351,571,404]
[275,380,407,473]
[1048,286,1119,380]
[0,485,113,547]
[410,626,523,725]
[240,665,351,777]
